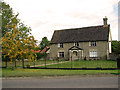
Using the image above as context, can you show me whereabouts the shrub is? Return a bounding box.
[26,64,30,68]
[36,53,47,59]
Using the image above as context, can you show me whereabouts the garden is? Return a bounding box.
[2,59,119,77]
[2,59,117,68]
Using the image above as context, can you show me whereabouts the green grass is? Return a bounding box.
[2,60,118,77]
[2,60,65,68]
[39,60,117,68]
[2,68,119,77]
[2,60,117,68]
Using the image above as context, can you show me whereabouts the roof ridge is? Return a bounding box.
[54,24,110,32]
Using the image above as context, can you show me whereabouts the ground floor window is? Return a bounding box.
[89,51,97,57]
[58,52,64,58]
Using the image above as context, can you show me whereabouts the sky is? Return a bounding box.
[3,0,119,44]
[119,1,120,41]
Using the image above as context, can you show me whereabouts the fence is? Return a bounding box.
[2,59,118,70]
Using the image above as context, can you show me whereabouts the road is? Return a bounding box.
[2,76,118,88]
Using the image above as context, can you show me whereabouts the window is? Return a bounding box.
[89,51,97,57]
[89,41,97,46]
[58,43,63,48]
[58,52,64,58]
[74,42,79,46]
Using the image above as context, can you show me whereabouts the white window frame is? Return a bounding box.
[74,42,79,47]
[89,41,97,46]
[89,51,97,57]
[58,43,63,48]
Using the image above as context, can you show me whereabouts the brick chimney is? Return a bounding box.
[103,16,108,25]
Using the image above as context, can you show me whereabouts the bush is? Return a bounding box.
[36,53,47,59]
[26,64,30,68]
[84,56,87,60]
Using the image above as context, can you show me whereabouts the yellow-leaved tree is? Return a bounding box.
[2,14,37,70]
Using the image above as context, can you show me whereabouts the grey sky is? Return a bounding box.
[4,0,119,43]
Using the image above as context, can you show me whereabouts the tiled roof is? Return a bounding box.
[31,49,41,53]
[41,47,50,53]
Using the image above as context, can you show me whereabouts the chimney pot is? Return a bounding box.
[103,16,108,25]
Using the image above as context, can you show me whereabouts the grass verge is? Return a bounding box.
[2,68,119,77]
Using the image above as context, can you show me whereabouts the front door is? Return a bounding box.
[72,51,78,60]
[69,46,83,60]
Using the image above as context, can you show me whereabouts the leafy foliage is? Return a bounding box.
[39,37,50,50]
[2,14,37,61]
[1,3,37,69]
[36,53,47,60]
[112,40,120,54]
[1,2,32,37]
[0,2,19,36]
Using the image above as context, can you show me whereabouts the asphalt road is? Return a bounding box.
[2,76,118,88]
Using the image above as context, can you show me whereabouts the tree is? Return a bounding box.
[1,1,31,37]
[39,37,50,50]
[18,22,32,38]
[2,14,37,70]
[112,40,120,54]
[0,1,19,36]
[1,1,38,69]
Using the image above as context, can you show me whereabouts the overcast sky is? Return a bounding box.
[4,0,119,43]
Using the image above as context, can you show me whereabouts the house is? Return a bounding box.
[50,17,112,60]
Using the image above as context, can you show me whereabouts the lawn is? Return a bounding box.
[38,60,117,68]
[2,60,66,68]
[2,60,117,68]
[2,60,119,77]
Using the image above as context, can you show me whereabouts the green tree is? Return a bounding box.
[1,1,32,37]
[39,37,50,50]
[1,1,37,69]
[112,40,120,54]
[18,22,32,38]
[0,1,19,36]
[2,14,37,70]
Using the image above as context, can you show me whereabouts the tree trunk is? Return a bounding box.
[117,56,120,69]
[5,59,7,68]
[12,59,14,70]
[22,59,24,68]
[57,58,59,68]
[71,57,72,69]
[34,60,35,67]
[15,60,16,67]
[45,58,46,68]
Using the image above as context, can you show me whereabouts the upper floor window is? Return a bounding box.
[89,41,97,46]
[74,42,79,47]
[58,43,63,48]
